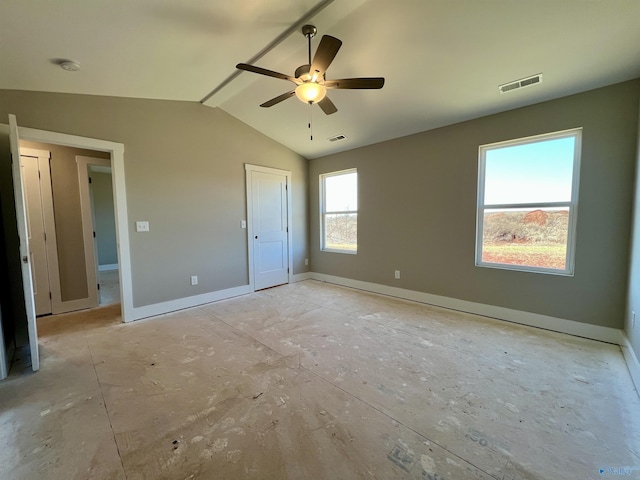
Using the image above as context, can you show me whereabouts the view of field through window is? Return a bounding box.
[482,208,569,269]
[478,132,578,272]
[325,213,357,251]
[323,170,358,252]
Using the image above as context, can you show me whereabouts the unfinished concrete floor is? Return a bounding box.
[0,280,638,479]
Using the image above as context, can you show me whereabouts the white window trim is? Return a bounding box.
[320,168,358,254]
[475,128,582,276]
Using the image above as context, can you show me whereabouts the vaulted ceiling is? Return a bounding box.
[2,0,640,159]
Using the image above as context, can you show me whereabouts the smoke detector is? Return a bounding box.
[59,60,81,72]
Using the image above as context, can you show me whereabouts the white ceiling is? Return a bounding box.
[2,0,640,159]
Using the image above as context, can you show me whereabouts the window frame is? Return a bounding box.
[475,128,582,276]
[320,168,358,254]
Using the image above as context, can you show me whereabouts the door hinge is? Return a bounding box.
[287,268,290,273]
[93,231,96,238]
[49,292,52,299]
[89,177,92,184]
[38,170,41,179]
[286,226,288,233]
[44,232,46,241]
[97,283,100,290]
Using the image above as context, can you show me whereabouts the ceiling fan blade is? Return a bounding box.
[309,35,342,80]
[318,96,338,115]
[325,78,385,89]
[236,63,298,83]
[260,91,296,108]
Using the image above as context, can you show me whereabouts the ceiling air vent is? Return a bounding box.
[499,74,542,94]
[328,134,347,142]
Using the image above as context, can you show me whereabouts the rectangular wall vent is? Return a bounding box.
[499,73,542,94]
[328,134,347,142]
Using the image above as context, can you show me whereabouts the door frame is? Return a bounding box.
[245,164,293,291]
[14,124,134,322]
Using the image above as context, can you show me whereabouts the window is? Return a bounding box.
[320,169,357,253]
[476,129,581,275]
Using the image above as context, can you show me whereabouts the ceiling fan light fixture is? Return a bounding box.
[295,82,327,104]
[235,25,383,118]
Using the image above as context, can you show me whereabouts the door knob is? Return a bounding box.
[255,236,258,239]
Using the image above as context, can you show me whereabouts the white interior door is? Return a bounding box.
[248,168,290,290]
[21,154,52,316]
[9,114,40,372]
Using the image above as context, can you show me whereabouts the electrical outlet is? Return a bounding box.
[136,221,149,232]
[394,270,400,279]
[305,258,309,266]
[241,220,246,229]
[191,275,198,286]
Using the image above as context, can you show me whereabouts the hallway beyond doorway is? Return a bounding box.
[99,269,120,306]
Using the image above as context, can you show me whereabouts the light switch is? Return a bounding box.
[136,221,149,232]
[241,220,247,229]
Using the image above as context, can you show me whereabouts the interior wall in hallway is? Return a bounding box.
[90,170,118,267]
[19,140,110,302]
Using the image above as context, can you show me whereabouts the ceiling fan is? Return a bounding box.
[236,25,384,116]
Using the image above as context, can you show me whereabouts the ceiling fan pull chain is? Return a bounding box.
[309,102,313,141]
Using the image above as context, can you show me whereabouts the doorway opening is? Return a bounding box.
[19,145,121,317]
[88,164,120,306]
[3,115,132,380]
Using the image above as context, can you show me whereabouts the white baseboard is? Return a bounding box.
[621,335,640,393]
[128,284,252,322]
[98,263,119,272]
[126,273,312,323]
[310,273,622,345]
[291,272,312,283]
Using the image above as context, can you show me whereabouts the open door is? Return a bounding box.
[8,114,39,372]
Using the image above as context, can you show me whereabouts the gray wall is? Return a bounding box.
[627,94,640,358]
[0,90,309,309]
[91,170,118,266]
[310,80,640,329]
